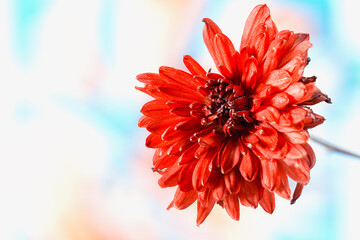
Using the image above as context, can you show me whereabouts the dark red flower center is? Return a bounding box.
[202,78,254,135]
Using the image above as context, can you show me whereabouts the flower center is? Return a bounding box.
[202,78,253,135]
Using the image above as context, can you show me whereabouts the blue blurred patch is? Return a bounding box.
[14,102,36,122]
[99,0,116,66]
[56,96,142,179]
[13,0,53,63]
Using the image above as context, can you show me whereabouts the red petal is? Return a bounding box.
[183,55,207,79]
[279,33,312,68]
[285,82,307,103]
[239,148,259,181]
[136,73,167,84]
[146,116,183,135]
[212,177,226,201]
[138,115,151,128]
[223,194,240,220]
[214,33,236,78]
[260,69,292,92]
[153,151,177,171]
[242,56,258,92]
[178,161,197,192]
[282,130,309,144]
[173,189,198,210]
[241,4,275,50]
[202,18,222,68]
[161,125,184,141]
[301,143,316,169]
[274,165,291,199]
[304,112,325,129]
[141,100,169,118]
[224,169,242,194]
[280,106,308,126]
[198,187,213,207]
[219,137,242,174]
[279,156,310,185]
[158,84,204,102]
[280,56,304,82]
[300,83,332,105]
[192,148,217,191]
[178,143,199,165]
[159,66,200,89]
[175,117,202,131]
[259,189,275,214]
[247,23,269,60]
[146,134,167,148]
[261,30,295,75]
[260,160,281,191]
[263,92,289,109]
[253,106,280,123]
[239,179,262,208]
[196,198,216,226]
[291,183,304,204]
[158,163,181,188]
[252,123,278,150]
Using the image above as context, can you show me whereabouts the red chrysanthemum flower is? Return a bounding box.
[136,4,331,225]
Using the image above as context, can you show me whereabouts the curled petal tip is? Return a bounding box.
[202,18,210,23]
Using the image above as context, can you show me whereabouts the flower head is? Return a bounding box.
[136,4,330,225]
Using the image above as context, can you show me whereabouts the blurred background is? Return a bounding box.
[0,0,359,239]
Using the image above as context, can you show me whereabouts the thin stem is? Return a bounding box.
[310,135,360,159]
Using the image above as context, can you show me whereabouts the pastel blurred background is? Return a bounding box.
[0,0,359,239]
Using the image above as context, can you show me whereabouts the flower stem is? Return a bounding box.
[310,135,360,159]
